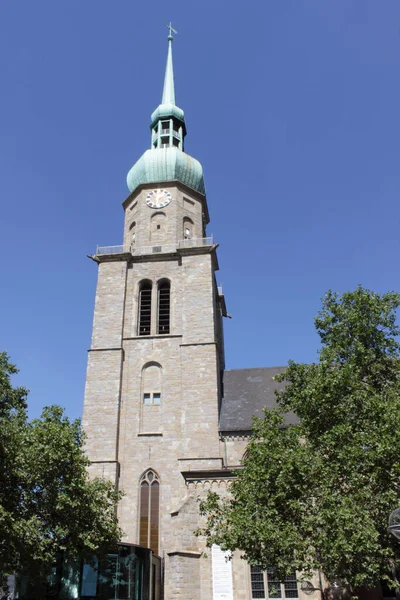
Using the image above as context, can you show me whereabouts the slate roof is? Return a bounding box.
[219,366,298,433]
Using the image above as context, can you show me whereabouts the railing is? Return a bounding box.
[95,237,214,256]
[96,245,129,255]
[177,236,213,249]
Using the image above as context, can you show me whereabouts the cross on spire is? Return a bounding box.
[165,22,178,40]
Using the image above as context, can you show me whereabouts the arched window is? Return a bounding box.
[138,280,152,336]
[139,470,160,555]
[129,221,136,246]
[151,212,166,242]
[140,363,162,433]
[157,280,170,335]
[183,217,194,240]
[142,362,162,406]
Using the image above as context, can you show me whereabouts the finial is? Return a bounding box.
[165,21,177,41]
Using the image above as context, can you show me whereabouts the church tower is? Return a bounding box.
[82,29,229,598]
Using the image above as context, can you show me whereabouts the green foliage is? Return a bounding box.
[0,353,122,586]
[198,287,400,591]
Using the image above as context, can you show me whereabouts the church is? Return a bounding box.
[82,30,305,600]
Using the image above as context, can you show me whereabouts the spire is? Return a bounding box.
[126,24,205,195]
[149,24,186,151]
[162,23,177,105]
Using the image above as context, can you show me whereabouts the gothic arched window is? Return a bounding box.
[138,280,152,336]
[139,470,160,555]
[157,280,170,335]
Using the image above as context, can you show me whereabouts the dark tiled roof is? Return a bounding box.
[219,366,298,432]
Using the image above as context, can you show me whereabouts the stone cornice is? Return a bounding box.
[88,347,124,353]
[179,342,216,347]
[167,551,202,558]
[181,468,237,483]
[219,431,252,440]
[123,334,182,341]
[88,253,131,264]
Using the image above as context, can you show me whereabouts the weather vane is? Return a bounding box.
[165,22,178,39]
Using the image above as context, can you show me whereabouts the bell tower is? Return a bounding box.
[82,28,228,599]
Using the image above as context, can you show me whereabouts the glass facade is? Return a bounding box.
[15,544,161,600]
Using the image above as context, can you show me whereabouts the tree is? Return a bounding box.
[0,352,122,593]
[199,287,400,593]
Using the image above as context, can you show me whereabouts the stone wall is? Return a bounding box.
[123,183,207,250]
[83,184,227,598]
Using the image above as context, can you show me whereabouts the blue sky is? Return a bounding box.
[1,1,399,420]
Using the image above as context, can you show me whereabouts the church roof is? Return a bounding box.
[127,148,205,196]
[219,367,299,433]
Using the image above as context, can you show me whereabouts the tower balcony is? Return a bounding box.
[177,236,213,249]
[95,236,214,258]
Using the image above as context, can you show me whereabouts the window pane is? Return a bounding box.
[81,560,98,597]
[268,584,282,598]
[150,482,159,555]
[139,482,149,548]
[267,568,282,599]
[284,573,298,598]
[158,281,170,334]
[97,554,118,600]
[144,393,151,405]
[139,283,152,335]
[153,393,161,405]
[251,567,265,599]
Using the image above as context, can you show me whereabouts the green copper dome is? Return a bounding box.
[127,147,205,195]
[150,103,185,126]
[126,29,205,196]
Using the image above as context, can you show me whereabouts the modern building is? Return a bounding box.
[82,31,306,600]
[16,544,161,600]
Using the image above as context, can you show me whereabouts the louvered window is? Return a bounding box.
[139,281,152,336]
[139,470,160,555]
[158,281,170,334]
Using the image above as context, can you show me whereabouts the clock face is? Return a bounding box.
[146,189,172,209]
